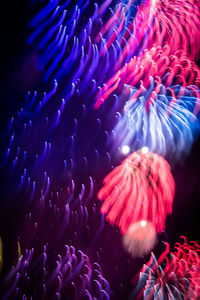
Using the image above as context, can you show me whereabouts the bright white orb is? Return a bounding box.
[140,220,147,227]
[121,145,130,155]
[141,146,149,154]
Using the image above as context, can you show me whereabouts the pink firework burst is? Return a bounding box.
[94,46,200,109]
[133,237,200,299]
[97,149,175,235]
[117,0,200,66]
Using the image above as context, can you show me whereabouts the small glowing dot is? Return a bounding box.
[141,146,149,154]
[140,220,147,227]
[121,145,130,155]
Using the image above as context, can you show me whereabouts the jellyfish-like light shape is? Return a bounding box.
[112,79,200,161]
[97,150,175,235]
[132,237,200,299]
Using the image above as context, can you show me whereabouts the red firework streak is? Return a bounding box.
[117,0,200,66]
[133,237,200,299]
[94,46,200,109]
[97,150,175,234]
